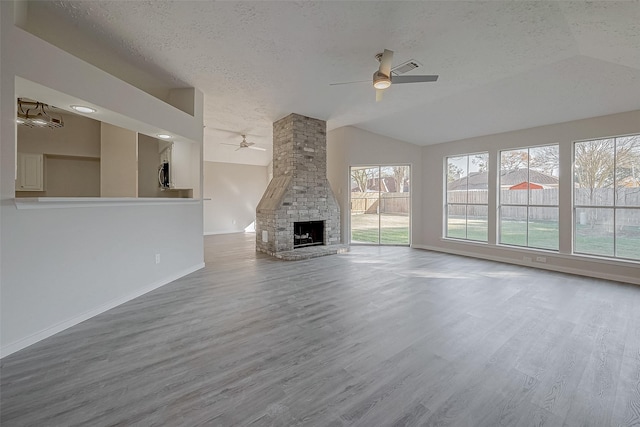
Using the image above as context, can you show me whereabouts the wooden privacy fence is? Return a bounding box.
[351,192,409,215]
[447,189,640,224]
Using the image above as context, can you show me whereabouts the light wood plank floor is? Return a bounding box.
[2,233,640,426]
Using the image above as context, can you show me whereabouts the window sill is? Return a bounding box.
[14,197,201,210]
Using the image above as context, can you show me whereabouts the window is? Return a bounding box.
[445,153,489,242]
[574,135,640,261]
[499,145,559,250]
[350,165,410,245]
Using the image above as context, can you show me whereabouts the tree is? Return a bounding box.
[471,154,488,173]
[392,166,408,192]
[447,162,463,183]
[351,168,371,192]
[500,151,529,171]
[529,146,559,176]
[575,136,640,228]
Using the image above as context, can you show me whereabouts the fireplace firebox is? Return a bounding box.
[294,221,324,248]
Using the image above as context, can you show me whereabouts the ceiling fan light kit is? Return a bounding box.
[373,71,391,89]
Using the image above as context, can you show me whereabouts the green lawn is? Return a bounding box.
[351,212,639,258]
[448,218,559,250]
[447,217,639,260]
[352,227,409,244]
[575,224,640,260]
[351,213,409,245]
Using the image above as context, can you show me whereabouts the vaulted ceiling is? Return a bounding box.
[26,1,640,166]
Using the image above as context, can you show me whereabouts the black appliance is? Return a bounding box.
[158,162,170,189]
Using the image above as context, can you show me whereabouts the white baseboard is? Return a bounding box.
[204,231,254,236]
[0,262,205,359]
[412,244,639,286]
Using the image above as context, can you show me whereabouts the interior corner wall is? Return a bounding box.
[203,161,268,235]
[421,109,640,285]
[327,126,423,245]
[0,1,204,358]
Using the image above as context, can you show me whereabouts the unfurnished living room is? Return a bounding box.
[1,1,639,426]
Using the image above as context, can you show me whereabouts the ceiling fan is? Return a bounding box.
[330,49,438,101]
[221,134,266,152]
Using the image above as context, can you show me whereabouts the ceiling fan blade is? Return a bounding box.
[235,147,242,151]
[392,75,439,84]
[329,80,370,86]
[376,89,384,102]
[248,146,266,151]
[246,142,255,147]
[379,49,394,77]
[220,142,238,146]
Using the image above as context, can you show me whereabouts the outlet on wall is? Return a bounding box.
[536,256,547,263]
[523,256,532,262]
[155,254,161,264]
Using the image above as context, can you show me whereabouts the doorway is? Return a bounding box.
[349,165,410,245]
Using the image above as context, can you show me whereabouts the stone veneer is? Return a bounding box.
[256,113,340,256]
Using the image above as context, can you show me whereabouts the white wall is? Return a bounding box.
[17,112,100,157]
[16,112,101,198]
[0,1,204,357]
[203,161,268,234]
[420,110,640,285]
[42,156,100,197]
[327,126,423,244]
[100,122,138,197]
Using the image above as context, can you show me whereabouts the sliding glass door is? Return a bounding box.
[350,165,410,245]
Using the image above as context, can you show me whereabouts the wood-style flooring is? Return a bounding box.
[2,233,640,426]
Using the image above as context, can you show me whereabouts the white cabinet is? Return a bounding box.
[16,153,44,191]
[159,141,193,189]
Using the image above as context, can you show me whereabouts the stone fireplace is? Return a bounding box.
[256,113,340,257]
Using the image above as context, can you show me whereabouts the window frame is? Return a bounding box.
[444,152,489,243]
[498,143,560,251]
[572,133,640,262]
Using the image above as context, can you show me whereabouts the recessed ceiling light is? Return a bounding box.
[71,105,96,114]
[157,134,172,139]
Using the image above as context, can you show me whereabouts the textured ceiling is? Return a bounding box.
[27,1,640,166]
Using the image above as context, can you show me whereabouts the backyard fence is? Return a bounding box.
[446,188,640,225]
[351,192,409,215]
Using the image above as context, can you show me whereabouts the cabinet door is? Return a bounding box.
[16,153,44,191]
[170,141,191,189]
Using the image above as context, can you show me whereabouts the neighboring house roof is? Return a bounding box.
[509,182,544,190]
[447,169,559,191]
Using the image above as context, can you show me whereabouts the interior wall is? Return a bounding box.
[137,134,162,198]
[1,1,204,358]
[420,109,640,284]
[100,122,138,197]
[17,112,100,157]
[203,161,268,235]
[44,156,100,197]
[327,126,423,244]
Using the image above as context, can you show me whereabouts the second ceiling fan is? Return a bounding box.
[221,134,266,152]
[331,49,438,101]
